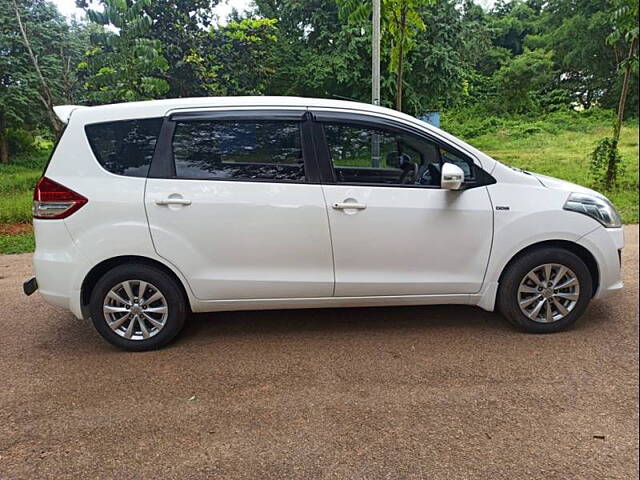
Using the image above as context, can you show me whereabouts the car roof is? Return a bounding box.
[58,96,419,124]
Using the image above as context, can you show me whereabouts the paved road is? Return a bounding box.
[0,226,638,479]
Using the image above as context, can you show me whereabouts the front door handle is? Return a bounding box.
[155,197,192,206]
[332,201,367,210]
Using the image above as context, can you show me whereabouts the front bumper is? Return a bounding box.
[577,226,624,299]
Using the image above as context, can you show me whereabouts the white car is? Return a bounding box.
[24,97,624,350]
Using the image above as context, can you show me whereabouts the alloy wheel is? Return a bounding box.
[517,263,580,323]
[102,280,169,340]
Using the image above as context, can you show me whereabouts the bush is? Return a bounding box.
[589,136,624,191]
[7,128,37,156]
[442,107,617,140]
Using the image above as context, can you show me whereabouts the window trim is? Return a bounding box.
[311,111,495,190]
[148,110,321,184]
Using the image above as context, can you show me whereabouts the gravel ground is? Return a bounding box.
[0,225,638,480]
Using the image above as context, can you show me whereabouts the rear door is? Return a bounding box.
[144,109,334,300]
[312,111,494,297]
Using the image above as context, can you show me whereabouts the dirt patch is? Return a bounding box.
[0,223,32,235]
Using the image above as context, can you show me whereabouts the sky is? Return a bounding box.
[50,0,254,23]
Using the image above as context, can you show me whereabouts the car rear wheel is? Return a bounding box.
[89,264,187,351]
[497,247,593,333]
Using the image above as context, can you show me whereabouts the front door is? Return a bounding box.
[313,114,494,297]
[145,110,334,300]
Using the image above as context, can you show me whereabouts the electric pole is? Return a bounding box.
[372,0,381,106]
[372,0,381,167]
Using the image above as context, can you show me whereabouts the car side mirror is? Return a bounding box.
[441,162,464,190]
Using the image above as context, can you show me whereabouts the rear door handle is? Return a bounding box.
[332,202,367,210]
[155,197,192,206]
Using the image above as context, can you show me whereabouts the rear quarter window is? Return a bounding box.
[85,118,163,177]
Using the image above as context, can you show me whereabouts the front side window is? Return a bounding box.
[172,120,305,182]
[85,118,163,177]
[322,122,475,187]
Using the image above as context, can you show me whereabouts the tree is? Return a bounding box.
[607,0,639,132]
[589,0,639,190]
[11,0,63,135]
[490,0,539,56]
[78,0,170,103]
[0,0,79,162]
[402,0,493,115]
[142,0,221,97]
[528,0,616,109]
[196,18,279,96]
[253,0,373,101]
[493,48,555,113]
[338,0,434,111]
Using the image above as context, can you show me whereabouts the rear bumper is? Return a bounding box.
[577,226,624,299]
[32,220,84,318]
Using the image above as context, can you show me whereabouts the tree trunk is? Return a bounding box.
[12,0,64,136]
[395,45,404,111]
[395,8,407,112]
[615,37,638,140]
[0,112,8,164]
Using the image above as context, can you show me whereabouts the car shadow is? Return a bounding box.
[38,297,617,354]
[177,304,511,344]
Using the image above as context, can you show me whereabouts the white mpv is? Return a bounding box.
[24,97,624,350]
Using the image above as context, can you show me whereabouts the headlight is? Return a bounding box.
[563,192,622,228]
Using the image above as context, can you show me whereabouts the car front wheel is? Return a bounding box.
[89,264,187,351]
[498,247,593,333]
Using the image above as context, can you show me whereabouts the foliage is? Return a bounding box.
[200,18,279,96]
[590,135,625,190]
[606,0,639,50]
[401,0,491,114]
[78,0,170,103]
[0,0,83,162]
[142,0,221,97]
[253,0,373,102]
[443,106,615,139]
[492,48,555,113]
[337,0,434,110]
[588,0,638,190]
[490,0,540,56]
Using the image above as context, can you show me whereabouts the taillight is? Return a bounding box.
[33,177,88,219]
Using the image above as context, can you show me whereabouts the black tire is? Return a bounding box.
[497,247,593,333]
[89,263,188,351]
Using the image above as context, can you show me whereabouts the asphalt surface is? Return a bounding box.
[0,225,638,479]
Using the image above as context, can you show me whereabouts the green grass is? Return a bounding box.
[0,151,48,225]
[0,150,47,254]
[0,113,638,255]
[0,232,34,255]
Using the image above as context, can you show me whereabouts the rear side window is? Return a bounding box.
[85,118,163,177]
[172,120,305,182]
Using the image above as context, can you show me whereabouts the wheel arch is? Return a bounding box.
[497,240,599,297]
[80,255,193,315]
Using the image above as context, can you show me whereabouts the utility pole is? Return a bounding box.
[371,0,381,167]
[372,0,381,106]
